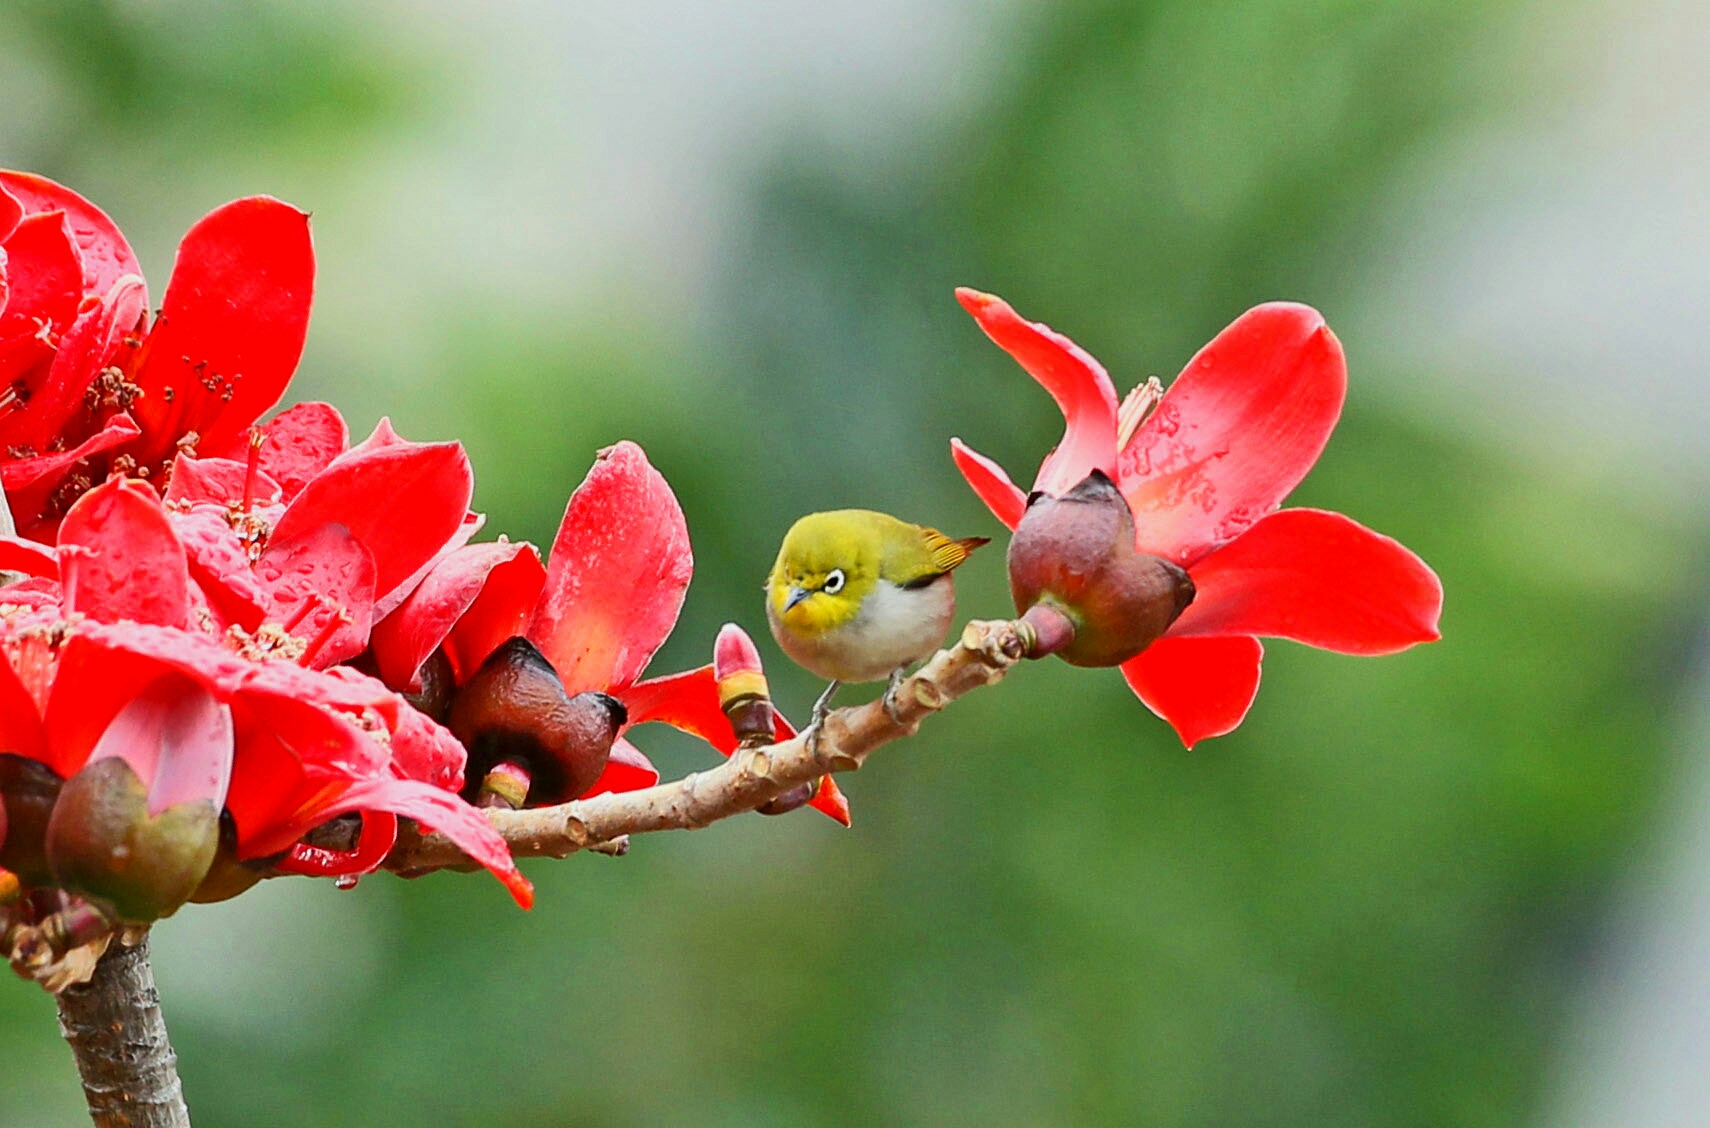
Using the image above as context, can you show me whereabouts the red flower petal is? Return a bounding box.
[950,438,1027,531]
[163,456,284,510]
[276,775,532,908]
[1,412,139,493]
[387,702,466,792]
[0,180,21,242]
[203,401,350,501]
[1120,635,1264,749]
[0,212,84,385]
[955,288,1120,495]
[623,665,849,824]
[2,415,142,541]
[129,197,313,461]
[0,535,57,578]
[582,736,659,797]
[622,665,732,747]
[86,673,233,814]
[370,540,545,690]
[57,478,190,627]
[528,441,692,694]
[1120,303,1345,565]
[1166,508,1442,654]
[270,436,473,606]
[0,648,46,761]
[810,775,852,826]
[168,508,270,630]
[275,811,397,878]
[253,524,378,667]
[0,170,140,295]
[17,276,148,451]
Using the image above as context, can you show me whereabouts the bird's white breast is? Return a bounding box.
[781,576,956,683]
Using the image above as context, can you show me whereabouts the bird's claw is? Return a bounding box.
[881,667,907,724]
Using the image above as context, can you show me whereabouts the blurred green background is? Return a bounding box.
[3,1,1705,1125]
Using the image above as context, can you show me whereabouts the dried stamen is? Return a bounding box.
[1115,377,1164,451]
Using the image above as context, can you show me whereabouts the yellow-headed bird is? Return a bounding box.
[766,509,988,723]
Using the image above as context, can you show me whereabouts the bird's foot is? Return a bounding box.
[881,667,908,724]
[809,680,841,730]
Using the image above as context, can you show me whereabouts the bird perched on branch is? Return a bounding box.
[766,509,988,724]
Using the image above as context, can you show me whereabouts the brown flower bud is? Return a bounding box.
[447,637,626,806]
[1007,470,1195,667]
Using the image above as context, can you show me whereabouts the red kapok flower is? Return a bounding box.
[0,170,312,536]
[372,441,696,802]
[0,476,528,909]
[951,288,1442,748]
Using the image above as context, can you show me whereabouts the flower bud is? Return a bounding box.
[0,755,65,886]
[1007,470,1195,667]
[714,622,774,746]
[45,677,234,923]
[447,637,626,806]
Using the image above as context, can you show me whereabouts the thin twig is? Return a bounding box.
[368,617,1033,871]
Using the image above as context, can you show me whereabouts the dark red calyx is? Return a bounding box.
[0,755,64,886]
[446,636,626,806]
[1007,470,1195,667]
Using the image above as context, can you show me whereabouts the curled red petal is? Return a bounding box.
[370,539,545,690]
[275,811,398,878]
[203,401,349,501]
[955,287,1119,495]
[271,436,473,605]
[1120,303,1345,565]
[0,170,140,294]
[1120,635,1264,749]
[57,478,190,627]
[582,736,659,798]
[1,411,139,493]
[283,777,530,907]
[1167,509,1442,654]
[528,441,692,694]
[129,196,314,460]
[950,438,1026,531]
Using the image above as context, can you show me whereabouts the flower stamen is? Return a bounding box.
[1115,377,1164,451]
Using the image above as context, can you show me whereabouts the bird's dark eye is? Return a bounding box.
[823,569,846,595]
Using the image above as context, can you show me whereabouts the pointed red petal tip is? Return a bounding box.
[528,440,692,694]
[811,775,852,827]
[1121,635,1264,748]
[952,286,1119,496]
[949,437,1027,531]
[713,622,763,680]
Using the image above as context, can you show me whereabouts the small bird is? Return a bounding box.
[766,509,988,724]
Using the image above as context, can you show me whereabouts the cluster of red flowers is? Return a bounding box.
[2,169,1439,935]
[0,172,838,925]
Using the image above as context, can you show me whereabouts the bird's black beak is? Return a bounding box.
[784,585,810,612]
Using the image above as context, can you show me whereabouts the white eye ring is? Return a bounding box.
[823,569,846,595]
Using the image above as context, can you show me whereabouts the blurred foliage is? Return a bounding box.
[2,1,1702,1127]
